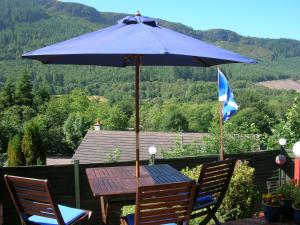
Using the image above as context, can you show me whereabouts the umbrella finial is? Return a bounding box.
[135,11,141,16]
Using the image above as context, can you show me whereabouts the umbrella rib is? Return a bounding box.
[193,56,211,67]
[140,24,167,54]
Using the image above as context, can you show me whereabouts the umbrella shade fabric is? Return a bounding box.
[22,15,256,67]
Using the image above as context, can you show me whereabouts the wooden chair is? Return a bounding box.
[121,180,196,225]
[4,174,92,225]
[191,158,237,225]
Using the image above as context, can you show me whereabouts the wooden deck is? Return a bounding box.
[222,218,294,224]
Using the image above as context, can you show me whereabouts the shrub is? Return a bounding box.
[7,134,25,166]
[22,121,46,165]
[220,161,259,220]
[278,182,296,201]
[293,187,300,209]
[161,136,202,158]
[105,148,121,163]
[0,153,7,166]
[181,160,258,222]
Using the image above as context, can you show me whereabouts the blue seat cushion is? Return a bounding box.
[28,204,85,225]
[126,213,176,225]
[195,195,214,205]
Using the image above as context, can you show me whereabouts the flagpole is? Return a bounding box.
[218,67,225,160]
[219,101,224,160]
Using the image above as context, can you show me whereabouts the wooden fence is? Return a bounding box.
[0,150,294,225]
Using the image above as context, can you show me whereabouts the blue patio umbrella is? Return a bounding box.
[22,13,256,177]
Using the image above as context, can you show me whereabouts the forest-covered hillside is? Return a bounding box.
[2,0,300,162]
[1,0,300,98]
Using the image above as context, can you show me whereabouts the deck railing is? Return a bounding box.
[0,150,294,225]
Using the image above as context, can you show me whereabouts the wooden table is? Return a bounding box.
[86,164,191,224]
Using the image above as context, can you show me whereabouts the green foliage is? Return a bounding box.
[1,0,300,99]
[14,71,33,106]
[7,134,25,166]
[121,205,135,217]
[183,103,213,132]
[0,153,7,167]
[21,120,46,165]
[0,80,15,109]
[278,183,296,201]
[293,187,300,209]
[286,94,300,139]
[161,110,189,132]
[268,94,300,149]
[229,107,272,134]
[0,106,22,152]
[0,0,299,157]
[202,115,261,154]
[220,161,259,220]
[181,165,202,180]
[105,148,121,163]
[161,137,203,158]
[181,161,258,222]
[63,112,90,149]
[102,106,128,130]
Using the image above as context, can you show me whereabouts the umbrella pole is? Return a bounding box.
[135,56,141,177]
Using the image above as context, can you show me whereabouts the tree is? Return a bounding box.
[162,110,189,132]
[0,80,15,110]
[15,71,33,106]
[0,106,22,151]
[103,106,128,130]
[184,103,213,132]
[22,121,46,165]
[63,112,90,151]
[33,87,50,111]
[229,107,272,134]
[40,95,71,154]
[202,107,260,154]
[7,134,25,166]
[268,94,300,149]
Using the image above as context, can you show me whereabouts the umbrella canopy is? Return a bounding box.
[22,13,256,177]
[23,15,256,66]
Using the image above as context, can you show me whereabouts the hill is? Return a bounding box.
[0,0,300,100]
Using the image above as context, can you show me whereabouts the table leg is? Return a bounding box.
[100,196,108,224]
[100,196,124,225]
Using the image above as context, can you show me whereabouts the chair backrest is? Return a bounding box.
[196,158,237,205]
[4,175,65,225]
[135,180,196,225]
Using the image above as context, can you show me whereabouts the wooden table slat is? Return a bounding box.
[86,164,191,197]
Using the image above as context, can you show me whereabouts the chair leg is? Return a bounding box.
[199,214,213,225]
[120,217,128,225]
[198,207,219,225]
[212,214,221,225]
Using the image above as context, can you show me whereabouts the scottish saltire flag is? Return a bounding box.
[218,68,238,121]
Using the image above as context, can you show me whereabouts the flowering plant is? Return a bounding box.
[262,193,283,206]
[277,181,297,201]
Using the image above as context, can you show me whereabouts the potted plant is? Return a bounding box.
[292,187,300,225]
[278,182,296,219]
[262,193,283,222]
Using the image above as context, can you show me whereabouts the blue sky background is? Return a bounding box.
[61,0,300,41]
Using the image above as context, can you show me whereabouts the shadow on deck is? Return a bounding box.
[222,218,293,225]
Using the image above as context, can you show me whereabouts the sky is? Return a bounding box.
[61,0,300,41]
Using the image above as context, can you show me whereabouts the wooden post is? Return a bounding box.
[74,159,80,208]
[135,56,141,177]
[219,101,224,160]
[218,68,224,161]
